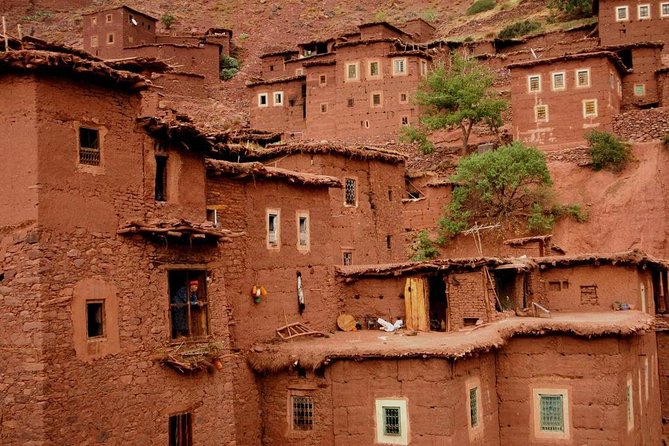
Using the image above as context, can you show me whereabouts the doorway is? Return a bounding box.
[428,276,448,331]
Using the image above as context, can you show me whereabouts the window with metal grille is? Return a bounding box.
[552,72,565,90]
[86,301,105,338]
[169,412,192,446]
[168,270,209,340]
[292,396,314,430]
[535,105,548,122]
[344,178,356,206]
[346,63,358,80]
[528,75,541,92]
[576,69,590,87]
[539,394,564,432]
[401,116,409,126]
[616,6,629,20]
[634,84,646,96]
[383,406,401,436]
[638,4,650,19]
[583,99,597,118]
[469,387,479,427]
[79,127,100,166]
[343,251,352,265]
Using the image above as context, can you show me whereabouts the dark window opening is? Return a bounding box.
[206,209,219,227]
[269,65,274,71]
[302,84,307,119]
[386,235,392,250]
[548,281,561,291]
[169,270,209,339]
[86,301,105,338]
[292,396,314,430]
[169,412,192,446]
[343,251,352,266]
[289,99,296,106]
[155,155,167,201]
[493,269,519,311]
[347,98,354,107]
[388,188,393,201]
[428,275,448,331]
[463,317,480,326]
[79,127,100,165]
[618,49,633,69]
[268,213,279,247]
[319,74,327,85]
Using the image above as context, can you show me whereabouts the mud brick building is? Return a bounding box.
[82,5,231,83]
[596,0,669,56]
[248,20,434,142]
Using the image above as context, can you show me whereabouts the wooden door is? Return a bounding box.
[404,277,430,331]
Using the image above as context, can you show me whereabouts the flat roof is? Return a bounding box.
[83,5,158,21]
[507,50,630,74]
[248,311,654,372]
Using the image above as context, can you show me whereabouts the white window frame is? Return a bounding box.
[375,399,409,445]
[662,2,669,17]
[399,92,409,104]
[634,83,646,96]
[616,6,629,21]
[533,388,570,440]
[105,13,113,23]
[535,104,549,123]
[296,211,310,252]
[392,58,408,76]
[91,16,97,26]
[528,75,541,93]
[266,209,280,249]
[420,60,428,77]
[401,116,409,126]
[582,99,598,118]
[368,60,382,79]
[638,4,651,19]
[90,36,99,48]
[345,62,359,82]
[551,72,565,91]
[258,93,269,108]
[319,74,327,86]
[575,69,590,88]
[371,91,383,108]
[273,91,284,107]
[106,32,115,45]
[295,68,304,76]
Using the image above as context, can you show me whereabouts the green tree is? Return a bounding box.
[547,0,593,17]
[438,142,554,239]
[586,130,631,172]
[416,54,507,154]
[161,13,175,29]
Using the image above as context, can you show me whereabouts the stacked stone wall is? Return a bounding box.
[612,107,669,142]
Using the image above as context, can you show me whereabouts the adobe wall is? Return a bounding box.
[304,63,337,139]
[83,8,156,59]
[402,180,453,231]
[598,0,669,52]
[657,331,669,438]
[360,24,406,40]
[0,76,38,228]
[511,57,621,146]
[612,106,669,141]
[248,79,307,134]
[498,333,661,445]
[125,44,220,83]
[265,153,407,265]
[496,29,597,57]
[259,355,499,445]
[660,71,669,105]
[260,54,294,79]
[620,46,662,109]
[152,72,208,99]
[538,265,653,313]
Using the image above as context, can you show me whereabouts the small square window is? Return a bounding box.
[320,103,328,113]
[539,394,564,432]
[105,13,113,23]
[273,91,284,106]
[291,396,313,431]
[552,72,565,90]
[258,93,269,107]
[616,6,629,21]
[343,251,353,266]
[79,127,100,166]
[392,58,407,76]
[344,178,357,206]
[106,33,115,45]
[399,92,408,103]
[295,68,304,75]
[576,69,590,87]
[267,210,280,248]
[86,301,105,338]
[90,36,98,48]
[583,99,598,118]
[535,105,548,122]
[319,74,327,85]
[627,379,634,430]
[347,98,354,107]
[346,62,359,81]
[206,208,219,227]
[375,399,408,445]
[169,413,192,446]
[634,83,646,96]
[469,387,479,428]
[662,3,669,17]
[401,116,409,126]
[528,75,541,92]
[638,4,651,19]
[371,93,382,108]
[369,61,381,78]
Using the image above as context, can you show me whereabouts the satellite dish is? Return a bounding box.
[131,18,138,26]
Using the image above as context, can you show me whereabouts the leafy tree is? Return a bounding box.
[399,125,434,154]
[586,130,631,172]
[411,230,440,261]
[416,54,507,154]
[220,55,240,80]
[438,142,554,240]
[161,13,175,29]
[547,0,593,17]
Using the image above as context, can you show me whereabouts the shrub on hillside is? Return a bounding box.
[399,125,434,154]
[160,13,175,29]
[467,0,496,15]
[220,56,240,80]
[498,20,541,39]
[586,130,631,172]
[663,133,669,149]
[411,230,440,261]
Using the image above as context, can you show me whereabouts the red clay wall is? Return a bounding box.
[124,44,220,82]
[402,179,453,231]
[260,355,499,445]
[498,333,661,445]
[657,331,669,439]
[539,265,653,313]
[152,71,208,99]
[83,8,156,59]
[511,57,622,146]
[620,46,663,109]
[598,0,669,53]
[249,79,307,134]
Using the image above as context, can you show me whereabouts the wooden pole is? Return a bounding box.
[2,17,8,52]
[17,23,23,42]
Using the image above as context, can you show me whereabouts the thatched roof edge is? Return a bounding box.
[205,159,343,188]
